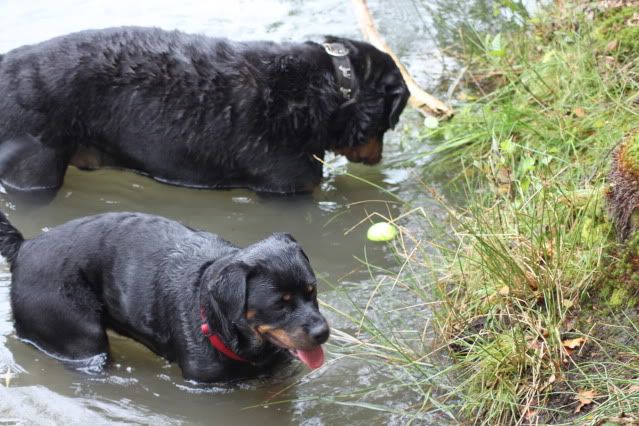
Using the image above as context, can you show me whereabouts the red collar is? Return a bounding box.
[200,307,248,363]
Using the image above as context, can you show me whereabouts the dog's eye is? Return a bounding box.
[273,293,293,311]
[306,285,315,294]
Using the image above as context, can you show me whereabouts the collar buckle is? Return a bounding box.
[323,42,349,57]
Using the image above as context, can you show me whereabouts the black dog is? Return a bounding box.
[0,210,329,381]
[0,27,409,194]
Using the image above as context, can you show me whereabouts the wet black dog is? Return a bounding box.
[0,211,329,381]
[0,27,409,194]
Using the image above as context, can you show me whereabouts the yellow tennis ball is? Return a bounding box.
[366,222,398,242]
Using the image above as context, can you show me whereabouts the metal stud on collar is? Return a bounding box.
[323,42,349,57]
[338,64,352,79]
[339,87,352,98]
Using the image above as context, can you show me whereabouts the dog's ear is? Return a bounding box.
[273,232,297,243]
[207,262,249,328]
[385,77,410,129]
[275,232,312,267]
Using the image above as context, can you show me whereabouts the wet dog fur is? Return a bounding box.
[0,210,329,381]
[0,27,409,194]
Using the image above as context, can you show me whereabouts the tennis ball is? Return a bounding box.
[366,222,397,242]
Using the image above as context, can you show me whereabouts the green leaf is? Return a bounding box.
[500,138,516,155]
[518,157,536,174]
[488,34,505,57]
[492,33,503,52]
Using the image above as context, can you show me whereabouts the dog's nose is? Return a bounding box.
[309,321,330,345]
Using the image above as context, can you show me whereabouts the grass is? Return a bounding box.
[427,3,639,423]
[316,2,639,424]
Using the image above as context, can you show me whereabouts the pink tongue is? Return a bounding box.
[296,346,324,369]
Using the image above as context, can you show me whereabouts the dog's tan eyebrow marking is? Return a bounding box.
[306,284,314,293]
[245,309,257,319]
[282,292,292,301]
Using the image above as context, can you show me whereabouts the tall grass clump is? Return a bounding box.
[425,2,639,423]
[323,2,639,424]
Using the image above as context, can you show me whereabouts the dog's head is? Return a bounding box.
[206,233,329,369]
[325,36,410,165]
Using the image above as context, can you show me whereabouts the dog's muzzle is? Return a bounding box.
[333,137,383,165]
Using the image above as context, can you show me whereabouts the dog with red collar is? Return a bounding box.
[0,210,328,381]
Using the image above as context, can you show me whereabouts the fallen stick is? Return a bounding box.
[351,0,454,119]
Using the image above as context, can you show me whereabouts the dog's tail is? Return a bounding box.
[0,210,24,264]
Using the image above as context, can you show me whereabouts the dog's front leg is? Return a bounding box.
[179,357,228,383]
[0,135,70,193]
[249,153,323,194]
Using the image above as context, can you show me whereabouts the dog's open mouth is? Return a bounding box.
[259,329,325,369]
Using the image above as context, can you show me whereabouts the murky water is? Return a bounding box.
[0,0,468,424]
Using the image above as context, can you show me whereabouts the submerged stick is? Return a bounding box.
[351,0,454,119]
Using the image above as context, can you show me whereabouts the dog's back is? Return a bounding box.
[8,211,234,301]
[0,27,284,190]
[0,27,408,194]
[3,212,236,358]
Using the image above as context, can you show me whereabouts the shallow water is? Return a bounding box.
[0,0,474,424]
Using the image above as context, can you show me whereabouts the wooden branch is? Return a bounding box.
[351,0,454,119]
